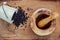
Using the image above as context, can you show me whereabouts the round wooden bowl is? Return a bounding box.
[30,8,56,36]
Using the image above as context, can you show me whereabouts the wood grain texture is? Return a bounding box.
[0,0,60,40]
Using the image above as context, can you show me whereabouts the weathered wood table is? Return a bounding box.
[0,0,60,40]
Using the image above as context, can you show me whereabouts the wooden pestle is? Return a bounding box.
[38,12,58,28]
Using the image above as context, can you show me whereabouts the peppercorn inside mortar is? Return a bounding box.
[35,10,54,30]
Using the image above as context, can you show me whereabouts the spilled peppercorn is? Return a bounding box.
[12,6,28,27]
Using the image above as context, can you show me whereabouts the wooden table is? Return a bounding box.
[0,0,60,40]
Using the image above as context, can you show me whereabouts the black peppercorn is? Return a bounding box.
[12,6,28,27]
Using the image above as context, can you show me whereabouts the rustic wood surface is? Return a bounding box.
[0,0,60,40]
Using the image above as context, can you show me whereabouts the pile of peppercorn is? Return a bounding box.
[12,6,28,27]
